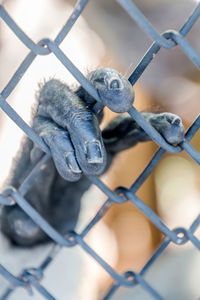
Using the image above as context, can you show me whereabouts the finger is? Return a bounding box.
[67,112,107,176]
[147,112,185,144]
[88,68,135,113]
[42,130,82,182]
[76,68,134,113]
[102,112,185,154]
[37,80,107,176]
[32,116,82,181]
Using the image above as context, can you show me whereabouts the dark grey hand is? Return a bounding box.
[31,68,134,181]
[103,112,185,154]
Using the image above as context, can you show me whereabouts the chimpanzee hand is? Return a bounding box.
[32,68,184,180]
[31,68,134,182]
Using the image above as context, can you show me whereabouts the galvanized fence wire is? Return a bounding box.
[0,0,199,299]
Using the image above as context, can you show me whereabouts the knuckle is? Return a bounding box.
[69,110,93,126]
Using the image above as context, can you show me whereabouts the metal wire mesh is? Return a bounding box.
[0,0,199,299]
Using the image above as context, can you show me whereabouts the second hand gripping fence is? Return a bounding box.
[0,0,199,299]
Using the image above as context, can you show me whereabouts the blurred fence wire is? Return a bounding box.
[0,0,200,299]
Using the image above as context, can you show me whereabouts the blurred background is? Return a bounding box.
[0,0,200,299]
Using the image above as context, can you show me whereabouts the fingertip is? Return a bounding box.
[171,117,181,126]
[76,144,107,176]
[55,162,82,182]
[65,152,82,174]
[85,140,103,164]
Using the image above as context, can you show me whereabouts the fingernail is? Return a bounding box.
[66,153,82,173]
[86,141,103,164]
[172,117,181,126]
[109,78,120,89]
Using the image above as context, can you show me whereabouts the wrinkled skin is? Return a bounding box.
[0,68,185,246]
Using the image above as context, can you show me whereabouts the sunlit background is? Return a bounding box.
[0,0,200,299]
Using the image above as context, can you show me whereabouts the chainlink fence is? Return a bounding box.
[0,0,199,299]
